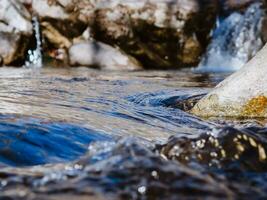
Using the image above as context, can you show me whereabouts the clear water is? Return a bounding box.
[1,67,267,199]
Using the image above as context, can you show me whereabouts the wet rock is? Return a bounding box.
[191,44,267,117]
[159,126,267,172]
[0,138,236,199]
[0,0,32,65]
[69,41,142,70]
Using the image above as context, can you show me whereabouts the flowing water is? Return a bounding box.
[0,66,267,199]
[198,3,264,72]
[25,16,43,68]
[2,3,267,199]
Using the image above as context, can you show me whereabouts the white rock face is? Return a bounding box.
[0,0,32,65]
[0,0,32,34]
[32,0,69,19]
[69,41,142,71]
[191,44,267,118]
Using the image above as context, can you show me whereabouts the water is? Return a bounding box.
[25,16,43,68]
[198,3,263,72]
[0,67,267,199]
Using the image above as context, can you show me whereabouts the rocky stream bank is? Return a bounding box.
[1,0,266,70]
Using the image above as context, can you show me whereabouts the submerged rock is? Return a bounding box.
[159,126,267,171]
[69,41,142,70]
[191,44,267,117]
[0,138,236,199]
[0,0,32,65]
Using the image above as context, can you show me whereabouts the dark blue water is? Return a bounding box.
[0,115,110,166]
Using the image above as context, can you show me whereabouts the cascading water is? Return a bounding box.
[197,3,264,72]
[25,16,42,68]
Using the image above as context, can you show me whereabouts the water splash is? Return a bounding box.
[197,3,263,72]
[25,16,43,68]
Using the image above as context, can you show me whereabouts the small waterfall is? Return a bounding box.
[197,3,264,72]
[25,16,42,68]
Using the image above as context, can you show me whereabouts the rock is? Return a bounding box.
[0,56,3,66]
[41,21,72,49]
[32,0,87,38]
[0,0,32,65]
[29,0,218,69]
[191,44,267,118]
[30,0,87,63]
[69,41,142,71]
[261,15,267,43]
[222,0,261,12]
[92,0,218,68]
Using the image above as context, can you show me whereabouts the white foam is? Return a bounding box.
[197,3,263,72]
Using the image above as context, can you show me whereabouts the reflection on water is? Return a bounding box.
[0,67,267,199]
[0,115,110,166]
[0,67,223,142]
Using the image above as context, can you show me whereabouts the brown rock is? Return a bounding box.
[29,0,218,69]
[91,0,219,68]
[223,0,260,12]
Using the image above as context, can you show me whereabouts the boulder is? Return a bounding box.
[0,0,32,65]
[91,0,218,69]
[29,0,218,69]
[191,44,267,118]
[69,41,142,71]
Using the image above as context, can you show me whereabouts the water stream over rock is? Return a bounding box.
[25,16,43,68]
[0,67,266,199]
[198,3,264,72]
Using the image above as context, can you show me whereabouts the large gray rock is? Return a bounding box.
[69,41,142,71]
[191,44,267,118]
[0,0,32,65]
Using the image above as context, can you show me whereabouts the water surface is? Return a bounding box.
[1,67,266,199]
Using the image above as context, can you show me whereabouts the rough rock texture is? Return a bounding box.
[0,0,32,65]
[28,0,218,69]
[69,41,142,70]
[222,0,260,12]
[191,44,267,118]
[91,0,218,68]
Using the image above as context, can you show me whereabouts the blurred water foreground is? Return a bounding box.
[1,0,267,200]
